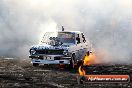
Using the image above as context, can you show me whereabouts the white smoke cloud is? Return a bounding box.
[0,0,132,63]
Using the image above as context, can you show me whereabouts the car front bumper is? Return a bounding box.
[29,54,71,64]
[31,59,70,64]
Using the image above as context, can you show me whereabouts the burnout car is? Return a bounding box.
[29,29,92,68]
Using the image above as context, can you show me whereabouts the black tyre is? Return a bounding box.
[69,54,75,69]
[87,51,90,56]
[33,63,39,67]
[77,61,83,68]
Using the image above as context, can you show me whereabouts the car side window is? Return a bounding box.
[82,33,86,43]
[76,34,81,44]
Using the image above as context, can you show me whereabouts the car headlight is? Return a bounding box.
[31,50,36,55]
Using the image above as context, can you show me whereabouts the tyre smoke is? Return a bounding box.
[0,0,132,63]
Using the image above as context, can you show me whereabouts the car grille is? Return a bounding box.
[36,49,64,55]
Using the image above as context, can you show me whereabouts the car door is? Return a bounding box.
[75,33,84,61]
[78,33,87,60]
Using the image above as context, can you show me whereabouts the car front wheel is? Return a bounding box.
[69,54,75,69]
[33,63,39,67]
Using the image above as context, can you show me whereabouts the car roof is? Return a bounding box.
[57,30,82,34]
[45,30,83,34]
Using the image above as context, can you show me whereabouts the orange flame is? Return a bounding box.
[84,53,96,66]
[79,50,97,76]
[83,53,91,66]
[79,66,86,76]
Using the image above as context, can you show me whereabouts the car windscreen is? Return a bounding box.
[58,32,75,44]
[41,32,75,44]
